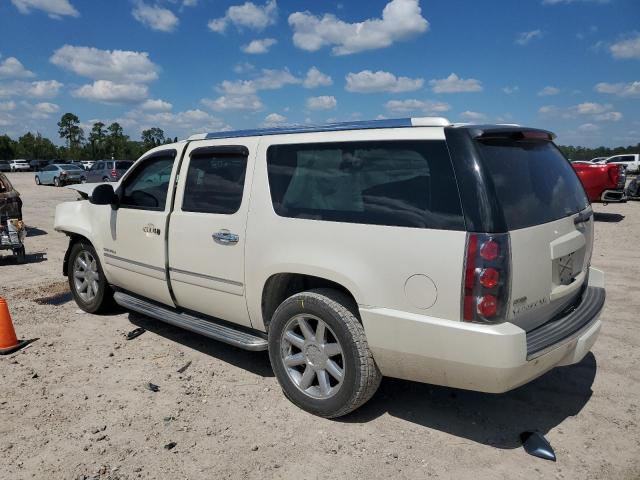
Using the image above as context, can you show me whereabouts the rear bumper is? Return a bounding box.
[600,189,627,203]
[360,267,605,393]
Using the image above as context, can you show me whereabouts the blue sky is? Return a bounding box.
[0,0,639,147]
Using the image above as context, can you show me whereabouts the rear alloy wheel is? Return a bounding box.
[35,176,41,185]
[102,177,110,183]
[54,176,60,187]
[68,241,114,313]
[268,288,381,418]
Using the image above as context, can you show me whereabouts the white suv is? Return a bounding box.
[9,159,30,172]
[54,117,605,418]
[604,154,640,173]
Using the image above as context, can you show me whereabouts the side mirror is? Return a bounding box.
[90,184,118,206]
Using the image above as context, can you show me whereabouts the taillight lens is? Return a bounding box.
[462,233,511,323]
[111,168,117,177]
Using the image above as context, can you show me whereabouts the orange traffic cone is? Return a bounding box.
[0,297,27,355]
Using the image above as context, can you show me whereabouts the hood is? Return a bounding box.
[66,182,104,199]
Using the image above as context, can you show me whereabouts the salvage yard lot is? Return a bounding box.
[1,172,639,480]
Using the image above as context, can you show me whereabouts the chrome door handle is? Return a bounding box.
[213,230,239,245]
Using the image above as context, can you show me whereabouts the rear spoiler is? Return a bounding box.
[454,125,556,142]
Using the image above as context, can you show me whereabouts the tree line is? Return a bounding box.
[557,144,640,161]
[0,112,177,161]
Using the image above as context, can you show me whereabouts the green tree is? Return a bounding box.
[105,122,128,159]
[88,121,107,160]
[57,113,84,149]
[0,134,17,160]
[141,127,165,150]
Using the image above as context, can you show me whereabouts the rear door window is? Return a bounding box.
[476,139,589,230]
[267,141,465,230]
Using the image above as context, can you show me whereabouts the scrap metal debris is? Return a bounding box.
[520,431,556,461]
[126,328,145,340]
[146,383,160,393]
[177,361,192,374]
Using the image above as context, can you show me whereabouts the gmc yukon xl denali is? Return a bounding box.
[54,117,605,418]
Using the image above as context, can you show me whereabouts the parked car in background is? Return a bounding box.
[55,117,605,418]
[82,160,133,183]
[9,159,30,172]
[604,154,640,174]
[591,157,608,163]
[29,160,49,171]
[35,163,85,187]
[0,161,10,173]
[81,160,95,170]
[572,162,627,203]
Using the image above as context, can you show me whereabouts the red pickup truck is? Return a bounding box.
[571,162,627,204]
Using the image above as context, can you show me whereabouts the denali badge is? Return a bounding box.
[143,224,161,236]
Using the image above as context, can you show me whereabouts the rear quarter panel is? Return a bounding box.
[244,127,467,331]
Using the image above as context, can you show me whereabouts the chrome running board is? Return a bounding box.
[114,292,268,351]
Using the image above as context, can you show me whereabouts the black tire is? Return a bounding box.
[268,288,381,418]
[35,176,40,185]
[102,177,110,183]
[15,247,25,264]
[54,176,60,187]
[67,241,114,314]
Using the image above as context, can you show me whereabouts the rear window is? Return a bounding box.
[60,164,83,171]
[476,140,589,230]
[267,140,465,230]
[116,161,133,169]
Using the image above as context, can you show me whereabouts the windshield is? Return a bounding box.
[477,139,589,230]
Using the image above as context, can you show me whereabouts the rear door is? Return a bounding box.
[474,138,592,331]
[168,140,256,327]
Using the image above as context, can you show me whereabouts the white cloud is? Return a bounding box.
[306,96,337,110]
[201,94,263,112]
[27,101,59,118]
[241,38,277,54]
[574,102,611,114]
[208,0,277,33]
[233,62,255,74]
[27,80,63,97]
[502,86,519,94]
[33,102,59,114]
[0,80,63,98]
[289,0,429,55]
[0,57,35,79]
[595,81,640,98]
[303,67,332,88]
[0,101,17,111]
[10,0,79,18]
[384,99,451,115]
[132,2,179,32]
[140,98,172,111]
[459,111,487,122]
[73,80,149,104]
[515,30,543,45]
[429,73,482,93]
[122,108,231,138]
[345,70,423,93]
[594,111,622,121]
[261,112,287,127]
[538,86,560,96]
[578,123,600,132]
[610,33,640,59]
[50,45,159,83]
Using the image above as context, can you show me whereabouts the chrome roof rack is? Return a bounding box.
[187,116,451,141]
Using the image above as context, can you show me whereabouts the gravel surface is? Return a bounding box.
[1,172,639,480]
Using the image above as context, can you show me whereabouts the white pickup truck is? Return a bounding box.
[54,117,605,418]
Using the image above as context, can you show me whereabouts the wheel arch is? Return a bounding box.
[260,272,361,333]
[61,232,93,277]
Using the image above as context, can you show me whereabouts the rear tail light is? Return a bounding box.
[616,165,626,188]
[111,168,117,178]
[462,233,511,323]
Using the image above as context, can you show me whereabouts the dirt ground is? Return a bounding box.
[1,171,639,480]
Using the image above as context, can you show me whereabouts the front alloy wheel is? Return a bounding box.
[67,241,114,313]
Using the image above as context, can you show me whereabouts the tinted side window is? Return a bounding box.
[120,156,174,210]
[182,155,247,214]
[267,141,465,230]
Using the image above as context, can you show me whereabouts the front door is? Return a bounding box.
[102,149,180,306]
[168,141,256,327]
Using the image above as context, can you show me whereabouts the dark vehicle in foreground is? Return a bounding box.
[0,161,10,173]
[0,173,25,262]
[35,163,84,187]
[82,160,134,183]
[572,162,626,204]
